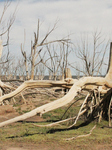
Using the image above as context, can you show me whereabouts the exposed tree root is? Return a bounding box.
[65,125,96,141]
[68,93,90,128]
[0,77,111,127]
[108,96,112,127]
[0,80,73,104]
[33,116,76,127]
[60,96,84,120]
[0,77,111,105]
[0,80,15,90]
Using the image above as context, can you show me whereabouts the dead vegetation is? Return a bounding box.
[0,43,112,132]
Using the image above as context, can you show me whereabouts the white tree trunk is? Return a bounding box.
[0,77,109,127]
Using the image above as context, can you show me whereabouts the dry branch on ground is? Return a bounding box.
[0,43,112,130]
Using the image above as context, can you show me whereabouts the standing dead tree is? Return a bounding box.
[73,31,109,76]
[30,20,69,80]
[21,20,69,80]
[0,0,16,38]
[0,0,16,71]
[41,44,63,81]
[0,0,17,94]
[21,30,29,80]
[65,68,72,79]
[61,42,72,80]
[41,41,72,81]
[0,42,112,127]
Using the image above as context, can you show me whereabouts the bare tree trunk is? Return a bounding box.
[105,42,112,81]
[0,76,109,127]
[31,59,35,80]
[65,68,72,78]
[21,43,29,80]
[0,40,112,129]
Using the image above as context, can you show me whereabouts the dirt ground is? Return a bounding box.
[1,142,112,150]
[0,103,112,150]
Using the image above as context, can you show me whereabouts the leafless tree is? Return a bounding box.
[0,42,112,128]
[0,0,16,42]
[21,30,29,80]
[1,2,112,137]
[0,35,112,135]
[41,41,72,81]
[30,20,69,79]
[21,20,69,80]
[72,31,109,76]
[38,63,46,80]
[0,0,17,79]
[44,44,62,81]
[59,42,72,79]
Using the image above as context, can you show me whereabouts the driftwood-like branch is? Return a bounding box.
[68,93,90,128]
[105,42,112,81]
[0,76,110,127]
[65,125,96,141]
[0,80,72,104]
[0,42,112,127]
[0,77,107,105]
[0,77,108,105]
[108,97,112,127]
[0,80,15,90]
[33,116,77,127]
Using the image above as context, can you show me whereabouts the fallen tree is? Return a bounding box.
[0,43,112,128]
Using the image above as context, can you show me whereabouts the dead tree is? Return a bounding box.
[0,42,112,128]
[0,0,16,46]
[61,42,72,80]
[41,44,63,81]
[24,20,69,80]
[41,42,72,81]
[0,0,16,71]
[65,68,72,79]
[0,0,17,95]
[73,31,109,76]
[20,30,29,80]
[64,68,72,93]
[21,46,29,80]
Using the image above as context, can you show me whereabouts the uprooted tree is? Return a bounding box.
[0,41,112,128]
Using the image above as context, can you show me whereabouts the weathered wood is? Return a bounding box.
[0,77,109,105]
[65,125,96,141]
[0,77,109,127]
[105,42,112,81]
[65,68,72,78]
[0,80,73,104]
[0,42,112,128]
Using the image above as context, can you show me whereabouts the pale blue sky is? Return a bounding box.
[0,0,112,74]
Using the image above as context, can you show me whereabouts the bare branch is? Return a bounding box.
[65,125,96,141]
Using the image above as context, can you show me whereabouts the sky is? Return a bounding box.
[0,0,112,74]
